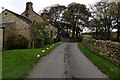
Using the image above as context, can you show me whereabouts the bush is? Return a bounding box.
[6,35,29,49]
[110,38,120,42]
[44,38,53,44]
[35,37,45,48]
[48,39,53,44]
[57,36,61,42]
[54,38,59,42]
[44,32,53,44]
[77,36,83,42]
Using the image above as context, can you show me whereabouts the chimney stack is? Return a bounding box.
[26,2,33,11]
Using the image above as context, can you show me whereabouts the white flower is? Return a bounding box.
[37,55,40,57]
[52,44,54,46]
[42,50,45,52]
[47,48,49,49]
[59,42,61,43]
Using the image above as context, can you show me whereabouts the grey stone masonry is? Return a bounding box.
[0,29,3,51]
[1,9,32,49]
[82,38,120,66]
[21,2,58,39]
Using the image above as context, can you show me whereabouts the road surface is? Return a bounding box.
[27,43,109,78]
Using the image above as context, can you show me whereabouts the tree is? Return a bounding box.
[63,2,91,38]
[30,21,49,48]
[113,2,120,40]
[41,4,66,34]
[89,1,119,40]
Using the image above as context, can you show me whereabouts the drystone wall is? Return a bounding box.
[82,38,120,66]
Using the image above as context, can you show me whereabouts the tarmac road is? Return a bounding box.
[27,43,109,78]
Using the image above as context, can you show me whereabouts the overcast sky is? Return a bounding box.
[0,0,118,32]
[0,0,101,14]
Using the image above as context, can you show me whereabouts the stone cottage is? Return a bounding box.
[0,9,32,49]
[0,2,58,49]
[21,2,57,39]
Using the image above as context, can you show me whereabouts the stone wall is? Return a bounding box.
[21,2,58,39]
[1,10,31,48]
[21,2,43,23]
[45,24,57,39]
[82,38,120,65]
[2,10,31,40]
[0,28,2,79]
[0,29,3,51]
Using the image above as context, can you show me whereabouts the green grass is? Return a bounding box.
[78,43,120,80]
[2,42,61,78]
[83,35,92,38]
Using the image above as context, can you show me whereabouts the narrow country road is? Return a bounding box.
[27,43,109,78]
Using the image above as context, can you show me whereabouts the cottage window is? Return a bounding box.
[5,13,7,15]
[26,13,29,17]
[21,28,23,30]
[26,7,29,10]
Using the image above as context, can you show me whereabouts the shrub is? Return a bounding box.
[57,36,61,42]
[110,38,120,42]
[54,38,59,42]
[44,38,53,44]
[6,35,29,49]
[48,39,53,44]
[44,32,51,44]
[77,36,83,42]
[35,36,45,48]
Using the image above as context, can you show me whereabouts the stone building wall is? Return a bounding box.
[1,10,31,48]
[21,2,43,22]
[0,29,3,51]
[21,2,58,39]
[22,10,43,22]
[45,24,57,39]
[0,28,2,79]
[82,38,120,65]
[50,25,57,39]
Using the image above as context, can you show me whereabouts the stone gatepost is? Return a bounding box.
[0,29,3,51]
[0,11,2,79]
[0,28,2,79]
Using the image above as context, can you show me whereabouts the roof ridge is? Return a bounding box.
[4,9,32,24]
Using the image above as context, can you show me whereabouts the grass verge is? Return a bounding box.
[78,43,120,80]
[2,42,61,78]
[83,35,92,38]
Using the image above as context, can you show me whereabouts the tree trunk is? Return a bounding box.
[76,31,79,38]
[50,30,53,39]
[117,2,120,40]
[107,26,111,39]
[117,26,120,40]
[72,29,75,38]
[32,39,35,49]
[95,27,98,38]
